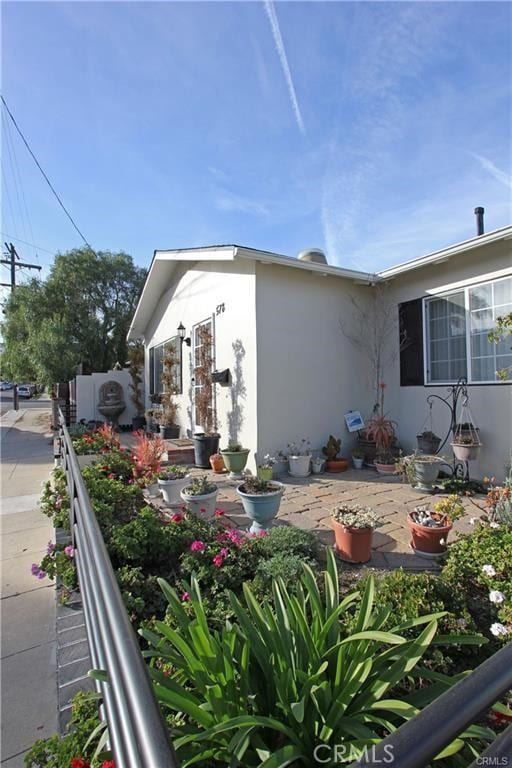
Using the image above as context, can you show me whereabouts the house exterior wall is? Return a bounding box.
[143,260,258,467]
[384,238,512,481]
[254,263,375,462]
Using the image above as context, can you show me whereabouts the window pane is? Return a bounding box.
[494,278,512,307]
[471,308,493,332]
[471,331,492,357]
[426,291,466,382]
[496,355,512,380]
[470,283,492,310]
[472,356,495,382]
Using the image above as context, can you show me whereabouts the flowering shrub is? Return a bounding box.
[442,523,512,643]
[31,542,77,600]
[72,424,120,455]
[40,469,70,531]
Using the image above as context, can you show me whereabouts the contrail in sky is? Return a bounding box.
[263,0,305,135]
[471,153,512,190]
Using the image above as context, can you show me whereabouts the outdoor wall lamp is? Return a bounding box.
[177,322,191,347]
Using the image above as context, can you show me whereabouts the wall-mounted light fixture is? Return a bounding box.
[177,322,191,347]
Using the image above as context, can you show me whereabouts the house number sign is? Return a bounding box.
[216,303,225,316]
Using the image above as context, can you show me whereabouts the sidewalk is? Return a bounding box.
[1,406,57,766]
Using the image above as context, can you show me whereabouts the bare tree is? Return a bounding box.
[339,284,407,410]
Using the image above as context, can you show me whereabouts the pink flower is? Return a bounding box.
[258,530,268,538]
[37,570,46,580]
[220,547,229,557]
[190,540,205,553]
[170,513,183,523]
[225,529,244,547]
[46,541,56,555]
[181,592,190,602]
[199,507,206,514]
[64,545,75,559]
[214,508,225,517]
[31,563,46,579]
[212,554,224,568]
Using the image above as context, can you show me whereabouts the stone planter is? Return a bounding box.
[237,482,284,533]
[452,442,481,462]
[180,485,219,517]
[158,474,191,506]
[288,455,311,477]
[144,482,160,499]
[221,448,250,478]
[332,519,373,563]
[407,513,452,557]
[409,458,443,492]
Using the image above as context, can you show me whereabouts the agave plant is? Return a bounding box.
[141,549,492,767]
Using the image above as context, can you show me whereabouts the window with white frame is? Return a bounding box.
[148,336,182,395]
[424,276,512,383]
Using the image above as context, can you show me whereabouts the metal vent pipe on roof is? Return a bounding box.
[474,206,485,236]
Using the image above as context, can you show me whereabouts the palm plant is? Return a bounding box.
[142,550,491,767]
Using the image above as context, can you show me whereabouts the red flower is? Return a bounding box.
[71,759,90,768]
[181,591,190,602]
[199,507,206,513]
[101,762,116,768]
[170,513,183,523]
[213,554,224,568]
[214,508,225,517]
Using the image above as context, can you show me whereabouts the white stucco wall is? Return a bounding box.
[383,238,512,481]
[74,369,138,425]
[143,260,258,467]
[254,263,375,461]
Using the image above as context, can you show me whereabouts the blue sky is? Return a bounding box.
[1,0,511,289]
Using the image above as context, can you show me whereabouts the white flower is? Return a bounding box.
[456,618,467,628]
[469,517,477,526]
[489,522,500,529]
[482,564,496,577]
[439,538,445,547]
[490,622,509,638]
[489,590,505,604]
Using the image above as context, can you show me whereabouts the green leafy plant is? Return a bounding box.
[143,550,491,767]
[223,441,244,452]
[158,465,189,481]
[72,424,120,455]
[40,469,70,531]
[333,504,381,530]
[322,435,342,460]
[182,475,216,496]
[239,476,281,495]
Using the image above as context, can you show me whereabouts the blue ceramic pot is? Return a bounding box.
[236,482,284,533]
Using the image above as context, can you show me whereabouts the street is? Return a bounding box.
[0,391,49,417]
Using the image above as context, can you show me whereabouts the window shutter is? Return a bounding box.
[149,347,155,395]
[399,298,424,386]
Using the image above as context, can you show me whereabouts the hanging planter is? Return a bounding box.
[452,441,481,461]
[452,406,481,462]
[416,431,441,455]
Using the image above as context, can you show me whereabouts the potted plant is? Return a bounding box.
[159,342,180,440]
[407,495,465,557]
[221,441,250,478]
[365,383,398,475]
[451,435,481,462]
[236,475,284,533]
[351,448,365,470]
[332,504,380,563]
[257,454,276,481]
[131,431,166,496]
[416,430,441,455]
[396,453,445,493]
[209,453,225,474]
[288,439,311,477]
[127,341,146,431]
[311,456,325,474]
[145,409,159,434]
[157,465,191,506]
[322,435,348,472]
[274,450,288,477]
[193,325,221,467]
[180,475,218,517]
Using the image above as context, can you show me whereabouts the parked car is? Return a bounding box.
[0,381,13,390]
[17,385,32,398]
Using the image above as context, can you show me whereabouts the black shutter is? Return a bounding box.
[399,298,424,386]
[149,347,155,395]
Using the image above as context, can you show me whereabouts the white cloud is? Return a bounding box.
[215,189,270,217]
[470,153,512,190]
[263,0,305,135]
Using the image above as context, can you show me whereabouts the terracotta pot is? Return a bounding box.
[326,459,349,473]
[209,454,225,473]
[407,513,452,555]
[374,461,396,475]
[332,519,373,563]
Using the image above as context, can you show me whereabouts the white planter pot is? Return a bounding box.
[288,455,311,477]
[452,443,481,462]
[311,459,325,474]
[158,475,191,506]
[144,482,160,499]
[352,457,364,469]
[180,487,219,517]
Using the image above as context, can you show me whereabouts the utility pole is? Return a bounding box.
[1,242,42,410]
[1,242,41,290]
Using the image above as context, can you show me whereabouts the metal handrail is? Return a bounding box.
[350,641,512,767]
[58,410,179,768]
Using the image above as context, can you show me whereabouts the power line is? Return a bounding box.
[1,95,93,250]
[0,232,55,256]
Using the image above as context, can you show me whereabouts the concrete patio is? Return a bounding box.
[182,466,480,572]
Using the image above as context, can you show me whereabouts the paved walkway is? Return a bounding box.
[1,404,57,767]
[184,465,479,572]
